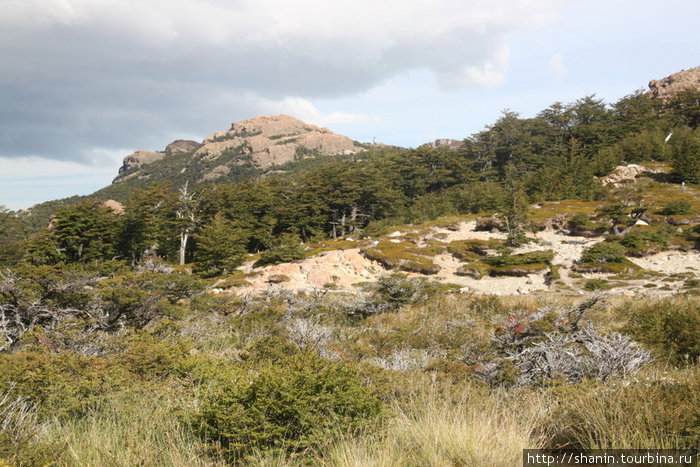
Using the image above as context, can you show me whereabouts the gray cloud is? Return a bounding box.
[0,0,561,163]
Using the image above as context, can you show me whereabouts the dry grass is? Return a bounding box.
[45,392,222,467]
[323,386,546,467]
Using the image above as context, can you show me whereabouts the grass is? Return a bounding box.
[323,386,545,467]
[2,287,699,466]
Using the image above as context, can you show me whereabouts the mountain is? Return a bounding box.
[112,114,366,186]
[647,66,700,102]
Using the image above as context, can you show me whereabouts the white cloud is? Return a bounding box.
[255,96,375,127]
[0,0,563,164]
[547,53,566,81]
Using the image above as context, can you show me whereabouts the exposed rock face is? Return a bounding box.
[195,115,364,169]
[112,115,365,184]
[600,164,662,186]
[165,139,201,154]
[102,199,124,214]
[648,66,700,102]
[115,150,164,182]
[421,138,466,150]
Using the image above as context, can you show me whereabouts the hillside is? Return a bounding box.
[0,68,699,465]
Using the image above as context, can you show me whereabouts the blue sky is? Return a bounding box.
[0,0,698,210]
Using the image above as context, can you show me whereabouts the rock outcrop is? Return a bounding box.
[648,66,700,102]
[112,115,365,184]
[195,115,364,169]
[165,139,201,154]
[420,138,466,150]
[115,150,165,182]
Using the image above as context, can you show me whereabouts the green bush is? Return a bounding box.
[484,250,554,268]
[580,242,626,263]
[0,351,130,419]
[622,297,700,365]
[660,199,692,215]
[567,213,592,229]
[256,233,306,266]
[194,353,381,460]
[583,279,612,291]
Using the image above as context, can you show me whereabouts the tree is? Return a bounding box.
[669,126,700,184]
[51,202,119,262]
[119,183,177,264]
[194,212,247,277]
[0,206,27,265]
[175,182,198,265]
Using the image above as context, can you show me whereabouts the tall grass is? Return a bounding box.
[324,386,546,467]
[45,391,222,467]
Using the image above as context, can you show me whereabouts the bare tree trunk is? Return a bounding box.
[179,232,188,265]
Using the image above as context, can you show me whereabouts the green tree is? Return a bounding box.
[194,212,248,277]
[0,206,27,265]
[669,127,700,184]
[51,202,119,262]
[119,183,177,264]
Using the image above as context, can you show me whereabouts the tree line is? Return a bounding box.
[1,89,697,274]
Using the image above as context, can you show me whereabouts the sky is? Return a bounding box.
[0,0,698,210]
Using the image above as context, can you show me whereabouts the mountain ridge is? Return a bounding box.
[112,114,365,185]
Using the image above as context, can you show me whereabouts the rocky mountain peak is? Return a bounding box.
[112,115,365,184]
[648,66,700,101]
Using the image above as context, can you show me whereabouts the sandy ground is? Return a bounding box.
[627,250,700,274]
[231,220,697,296]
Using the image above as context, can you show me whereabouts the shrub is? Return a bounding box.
[475,299,653,386]
[256,233,306,266]
[567,212,593,229]
[0,351,129,419]
[580,242,626,263]
[194,353,381,460]
[660,199,692,215]
[621,296,700,365]
[484,250,553,268]
[584,279,612,291]
[347,274,440,318]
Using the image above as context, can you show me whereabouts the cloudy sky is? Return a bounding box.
[1,0,698,209]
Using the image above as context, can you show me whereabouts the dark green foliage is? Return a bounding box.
[669,126,700,184]
[97,271,204,328]
[581,242,627,263]
[194,212,248,277]
[483,250,554,268]
[0,206,27,265]
[256,233,306,266]
[660,199,692,215]
[567,212,592,229]
[622,297,700,365]
[608,227,671,255]
[194,353,381,459]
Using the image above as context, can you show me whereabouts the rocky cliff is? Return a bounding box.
[113,115,364,184]
[648,66,700,101]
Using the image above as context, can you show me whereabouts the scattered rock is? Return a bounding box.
[475,217,506,232]
[456,266,482,279]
